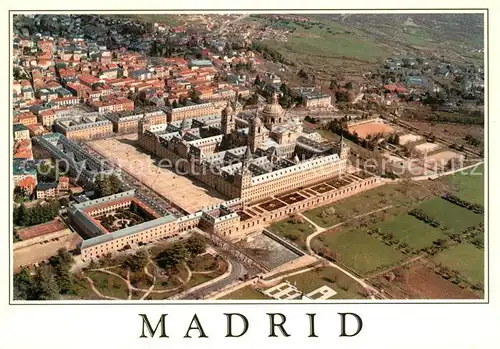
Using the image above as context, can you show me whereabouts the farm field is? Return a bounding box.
[312,229,406,275]
[446,164,484,205]
[284,267,368,299]
[374,213,445,251]
[368,260,479,299]
[303,182,435,228]
[418,197,483,232]
[433,243,484,285]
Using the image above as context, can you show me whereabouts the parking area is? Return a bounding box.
[88,135,227,213]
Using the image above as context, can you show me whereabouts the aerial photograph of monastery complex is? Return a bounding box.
[11,13,485,301]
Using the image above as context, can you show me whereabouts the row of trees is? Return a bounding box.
[442,194,484,214]
[13,201,60,228]
[464,134,481,147]
[408,208,441,228]
[425,112,484,125]
[13,248,75,300]
[408,208,440,227]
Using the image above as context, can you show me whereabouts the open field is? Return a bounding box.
[348,122,394,139]
[403,121,484,150]
[426,150,464,165]
[219,286,272,300]
[88,135,226,213]
[433,243,484,285]
[374,213,445,251]
[268,218,315,250]
[267,23,390,63]
[415,142,441,154]
[312,229,406,276]
[13,233,83,272]
[303,182,437,228]
[418,197,483,232]
[445,163,484,205]
[399,133,422,145]
[368,259,479,299]
[283,267,368,299]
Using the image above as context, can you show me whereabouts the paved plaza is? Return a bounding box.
[88,135,226,213]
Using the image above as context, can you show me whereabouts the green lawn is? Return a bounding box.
[313,229,406,275]
[268,218,315,250]
[375,214,445,250]
[304,183,433,228]
[87,271,129,299]
[418,197,483,232]
[284,267,368,299]
[433,243,484,285]
[219,286,272,300]
[446,164,484,205]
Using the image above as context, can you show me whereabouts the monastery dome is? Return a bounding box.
[252,115,262,126]
[222,101,233,115]
[262,93,284,118]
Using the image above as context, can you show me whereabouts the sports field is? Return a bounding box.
[313,229,406,275]
[433,243,484,285]
[348,122,394,139]
[374,214,445,250]
[418,197,483,232]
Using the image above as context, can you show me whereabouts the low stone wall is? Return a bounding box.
[262,255,318,279]
[13,229,73,250]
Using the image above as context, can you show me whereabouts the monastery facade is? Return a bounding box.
[137,94,350,204]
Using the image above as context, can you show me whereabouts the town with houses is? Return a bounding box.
[12,13,485,301]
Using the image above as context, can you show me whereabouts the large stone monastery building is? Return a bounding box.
[138,94,350,204]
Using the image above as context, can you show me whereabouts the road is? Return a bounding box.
[180,258,246,300]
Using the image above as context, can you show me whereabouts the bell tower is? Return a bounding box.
[248,115,265,152]
[221,100,236,135]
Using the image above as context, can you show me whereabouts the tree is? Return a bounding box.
[49,248,74,294]
[345,82,353,90]
[13,267,34,300]
[185,235,206,256]
[254,75,261,86]
[189,89,202,104]
[297,69,308,80]
[94,174,122,198]
[126,248,149,272]
[157,242,188,268]
[329,79,337,90]
[172,100,178,108]
[33,265,60,300]
[14,186,28,202]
